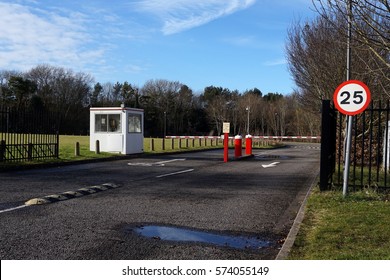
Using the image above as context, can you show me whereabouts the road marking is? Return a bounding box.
[262,162,280,168]
[156,169,194,178]
[155,159,186,165]
[128,158,186,167]
[127,163,154,166]
[0,205,29,214]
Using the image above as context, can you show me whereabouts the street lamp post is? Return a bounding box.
[246,106,250,135]
[163,111,167,138]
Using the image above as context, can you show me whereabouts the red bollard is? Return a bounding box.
[234,135,242,158]
[245,134,252,155]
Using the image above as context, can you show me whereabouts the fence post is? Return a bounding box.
[55,132,59,158]
[150,138,154,151]
[383,121,390,172]
[0,140,5,162]
[28,143,33,160]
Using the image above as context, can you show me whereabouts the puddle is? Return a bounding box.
[129,225,271,250]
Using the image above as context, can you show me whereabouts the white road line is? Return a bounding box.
[262,162,280,168]
[156,169,194,178]
[155,159,186,164]
[0,205,29,214]
[128,158,186,167]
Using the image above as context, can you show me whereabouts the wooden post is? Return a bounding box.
[95,140,100,154]
[150,138,154,151]
[75,142,80,156]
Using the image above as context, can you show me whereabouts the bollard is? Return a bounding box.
[245,135,252,155]
[75,142,80,156]
[171,138,174,150]
[162,138,165,150]
[234,135,242,158]
[95,140,100,154]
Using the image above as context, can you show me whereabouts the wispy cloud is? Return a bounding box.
[263,59,286,66]
[133,0,256,35]
[0,2,106,71]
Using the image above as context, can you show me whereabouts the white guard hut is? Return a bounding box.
[90,107,144,154]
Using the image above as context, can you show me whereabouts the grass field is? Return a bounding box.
[288,187,390,259]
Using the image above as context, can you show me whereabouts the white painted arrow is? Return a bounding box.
[262,162,280,168]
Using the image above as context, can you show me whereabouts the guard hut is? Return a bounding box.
[90,106,144,154]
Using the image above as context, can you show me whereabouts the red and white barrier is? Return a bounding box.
[165,135,321,140]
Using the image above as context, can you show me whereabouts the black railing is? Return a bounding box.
[321,100,390,191]
[0,107,59,163]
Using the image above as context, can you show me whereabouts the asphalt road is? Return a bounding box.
[0,143,320,260]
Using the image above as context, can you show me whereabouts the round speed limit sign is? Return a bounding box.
[333,80,371,116]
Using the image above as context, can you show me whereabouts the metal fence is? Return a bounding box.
[0,107,59,162]
[320,100,390,191]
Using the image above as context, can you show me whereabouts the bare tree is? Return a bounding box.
[313,0,390,95]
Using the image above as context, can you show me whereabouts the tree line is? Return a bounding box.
[0,65,320,137]
[1,0,387,137]
[287,0,389,111]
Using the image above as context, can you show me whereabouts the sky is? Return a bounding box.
[0,0,317,95]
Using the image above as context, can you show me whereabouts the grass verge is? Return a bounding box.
[1,135,282,168]
[288,187,390,259]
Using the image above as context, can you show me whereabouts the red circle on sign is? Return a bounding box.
[333,80,371,116]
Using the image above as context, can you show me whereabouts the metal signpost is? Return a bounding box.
[333,80,371,196]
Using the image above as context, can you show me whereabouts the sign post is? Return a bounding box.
[223,122,230,162]
[333,80,371,196]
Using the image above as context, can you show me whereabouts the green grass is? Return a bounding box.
[58,135,118,161]
[289,187,390,259]
[1,135,280,166]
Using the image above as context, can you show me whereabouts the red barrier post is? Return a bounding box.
[234,135,242,158]
[245,134,252,155]
[223,133,229,162]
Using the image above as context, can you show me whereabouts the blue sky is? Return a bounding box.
[0,0,317,94]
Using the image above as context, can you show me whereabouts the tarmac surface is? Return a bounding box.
[0,143,320,259]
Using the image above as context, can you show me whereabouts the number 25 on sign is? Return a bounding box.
[333,80,371,116]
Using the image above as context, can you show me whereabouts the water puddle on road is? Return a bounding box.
[128,225,271,250]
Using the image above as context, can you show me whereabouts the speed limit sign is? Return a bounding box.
[333,80,371,115]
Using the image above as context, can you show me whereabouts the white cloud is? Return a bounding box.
[133,0,256,35]
[263,59,286,66]
[0,2,105,71]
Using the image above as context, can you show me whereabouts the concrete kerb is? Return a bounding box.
[24,183,120,206]
[275,171,320,260]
